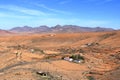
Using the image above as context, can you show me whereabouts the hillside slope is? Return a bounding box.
[0,30,119,80]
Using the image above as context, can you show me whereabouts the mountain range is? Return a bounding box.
[9,25,114,33]
[0,29,13,35]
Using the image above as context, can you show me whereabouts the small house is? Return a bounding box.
[36,71,47,76]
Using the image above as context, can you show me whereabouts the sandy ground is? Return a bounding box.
[0,31,120,80]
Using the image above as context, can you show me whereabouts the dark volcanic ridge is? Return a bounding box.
[9,25,115,33]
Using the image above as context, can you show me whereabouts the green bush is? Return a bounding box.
[70,54,84,60]
[87,76,95,80]
[33,48,45,54]
[79,49,84,53]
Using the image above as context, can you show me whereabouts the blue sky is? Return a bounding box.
[0,0,120,29]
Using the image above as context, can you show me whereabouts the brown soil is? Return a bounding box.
[0,31,120,80]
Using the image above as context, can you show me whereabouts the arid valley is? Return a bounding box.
[0,0,120,80]
[0,29,120,80]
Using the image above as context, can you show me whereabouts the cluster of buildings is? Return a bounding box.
[63,56,84,63]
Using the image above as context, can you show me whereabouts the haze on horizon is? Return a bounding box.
[0,0,120,30]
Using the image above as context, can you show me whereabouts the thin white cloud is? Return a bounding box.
[34,3,70,15]
[0,12,31,19]
[59,0,71,4]
[16,0,71,15]
[0,5,48,16]
[0,13,7,17]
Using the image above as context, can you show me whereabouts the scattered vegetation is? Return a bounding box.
[99,32,116,40]
[45,54,59,60]
[30,48,45,54]
[70,54,84,61]
[33,48,44,54]
[87,76,95,80]
[58,48,85,54]
[36,71,62,80]
[7,45,28,50]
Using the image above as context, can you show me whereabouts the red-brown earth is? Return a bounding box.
[0,30,120,80]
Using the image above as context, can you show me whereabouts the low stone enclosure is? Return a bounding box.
[36,70,63,80]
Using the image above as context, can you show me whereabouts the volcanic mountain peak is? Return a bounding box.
[9,25,115,33]
[10,26,33,33]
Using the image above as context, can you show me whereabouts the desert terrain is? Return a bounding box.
[0,30,120,80]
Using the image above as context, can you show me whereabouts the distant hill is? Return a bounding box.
[9,25,51,33]
[9,26,33,33]
[9,25,114,33]
[0,29,12,35]
[51,25,114,33]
